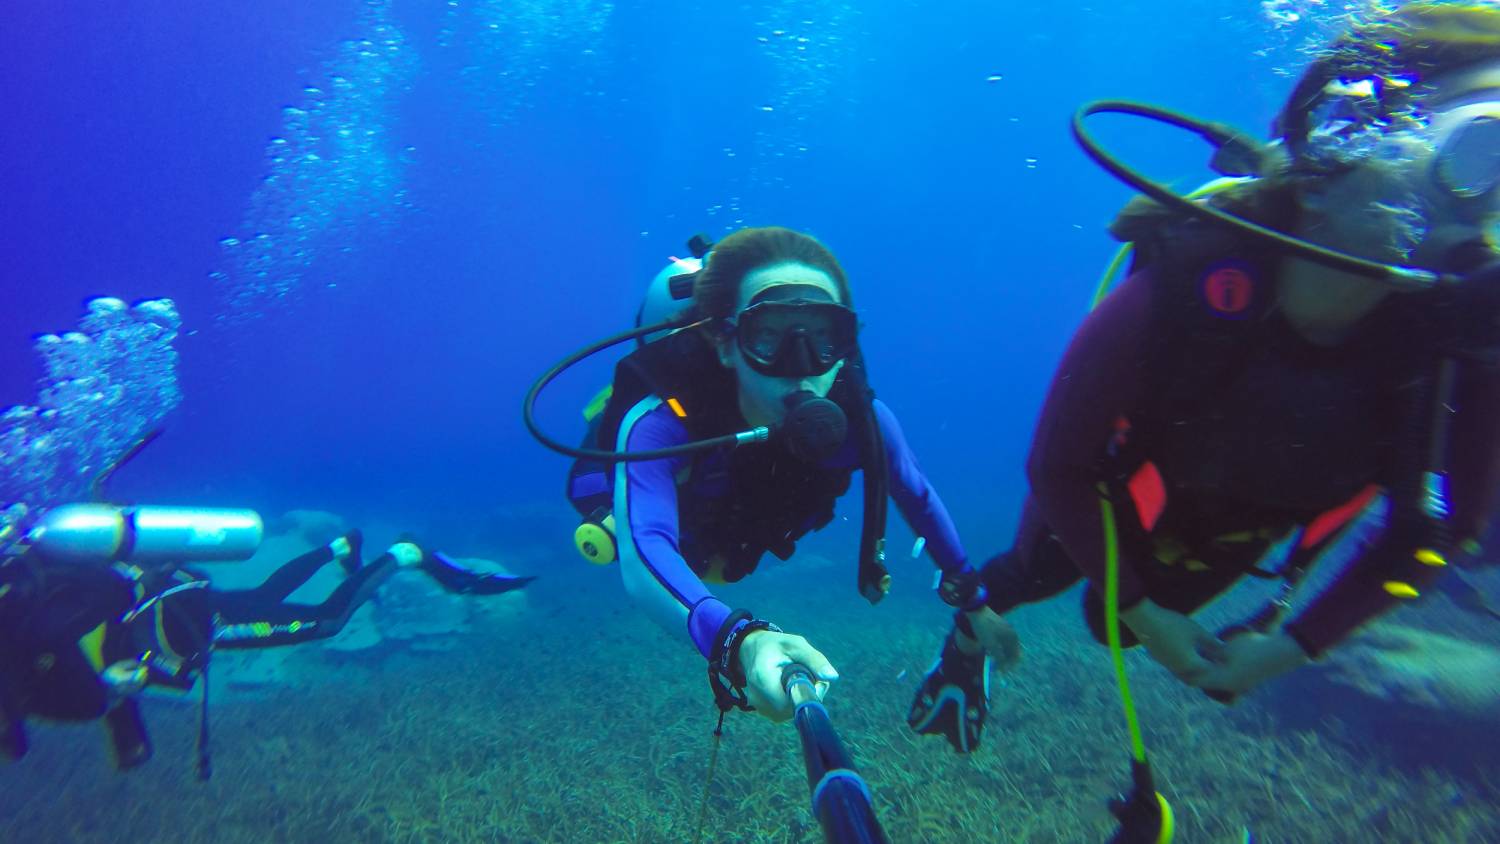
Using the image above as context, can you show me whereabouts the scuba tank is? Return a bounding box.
[569,238,713,565]
[27,504,263,566]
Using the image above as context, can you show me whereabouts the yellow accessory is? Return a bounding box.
[80,623,107,672]
[575,513,618,564]
[582,385,613,422]
[1383,581,1421,599]
[1414,548,1447,566]
[1154,793,1176,844]
[1101,486,1175,843]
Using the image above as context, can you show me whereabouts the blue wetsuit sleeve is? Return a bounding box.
[613,399,733,659]
[875,399,969,573]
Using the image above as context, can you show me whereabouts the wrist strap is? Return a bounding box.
[706,610,781,714]
[938,566,989,611]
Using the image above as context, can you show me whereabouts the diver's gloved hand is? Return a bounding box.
[962,606,1022,670]
[1120,600,1227,686]
[737,629,838,722]
[908,614,991,754]
[1196,630,1308,698]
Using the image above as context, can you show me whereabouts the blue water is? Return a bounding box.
[11,3,1497,842]
[0,0,1321,537]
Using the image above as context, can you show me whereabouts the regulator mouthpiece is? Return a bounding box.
[780,392,848,463]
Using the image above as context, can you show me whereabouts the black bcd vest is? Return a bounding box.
[568,328,863,582]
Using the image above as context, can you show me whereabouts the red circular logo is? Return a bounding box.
[1201,267,1254,316]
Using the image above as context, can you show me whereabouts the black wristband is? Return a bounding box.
[938,567,988,611]
[706,610,781,713]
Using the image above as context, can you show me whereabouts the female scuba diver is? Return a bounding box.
[529,226,991,727]
[910,2,1500,755]
[0,504,531,775]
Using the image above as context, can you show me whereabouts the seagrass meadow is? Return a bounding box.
[4,549,1497,844]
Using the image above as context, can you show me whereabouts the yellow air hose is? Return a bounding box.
[1100,489,1175,844]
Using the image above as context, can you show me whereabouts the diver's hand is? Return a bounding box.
[961,607,1022,670]
[1196,631,1309,697]
[1120,600,1226,686]
[909,620,992,753]
[737,629,838,722]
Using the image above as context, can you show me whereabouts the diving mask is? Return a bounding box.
[1303,70,1500,207]
[1433,110,1500,202]
[726,284,859,378]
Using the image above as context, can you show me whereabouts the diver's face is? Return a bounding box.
[721,262,846,427]
[1410,65,1500,263]
[1287,64,1500,337]
[1304,64,1500,265]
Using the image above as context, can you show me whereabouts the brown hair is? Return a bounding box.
[692,227,852,320]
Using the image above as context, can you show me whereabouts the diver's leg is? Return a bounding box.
[245,531,364,603]
[213,548,397,650]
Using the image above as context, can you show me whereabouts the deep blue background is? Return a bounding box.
[0,1,1315,554]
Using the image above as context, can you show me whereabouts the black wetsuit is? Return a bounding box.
[982,228,1500,656]
[0,537,529,767]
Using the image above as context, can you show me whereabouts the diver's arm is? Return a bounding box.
[1025,269,1155,607]
[1285,361,1500,656]
[875,399,968,574]
[1281,517,1450,657]
[613,398,733,659]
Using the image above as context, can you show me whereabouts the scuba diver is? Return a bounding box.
[911,1,1500,760]
[525,226,995,727]
[0,503,532,775]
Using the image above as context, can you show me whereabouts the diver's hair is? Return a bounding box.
[1111,2,1500,243]
[692,227,851,319]
[1277,2,1500,151]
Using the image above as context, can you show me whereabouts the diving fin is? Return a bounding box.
[907,626,991,754]
[422,551,534,595]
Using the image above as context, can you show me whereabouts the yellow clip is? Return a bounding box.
[1414,549,1447,567]
[666,397,687,418]
[1383,581,1420,599]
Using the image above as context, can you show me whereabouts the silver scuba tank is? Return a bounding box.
[636,255,703,345]
[28,503,263,565]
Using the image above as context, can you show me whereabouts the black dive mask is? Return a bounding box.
[728,285,858,378]
[780,391,848,463]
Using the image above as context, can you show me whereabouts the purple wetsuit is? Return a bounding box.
[981,269,1500,657]
[612,396,967,658]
